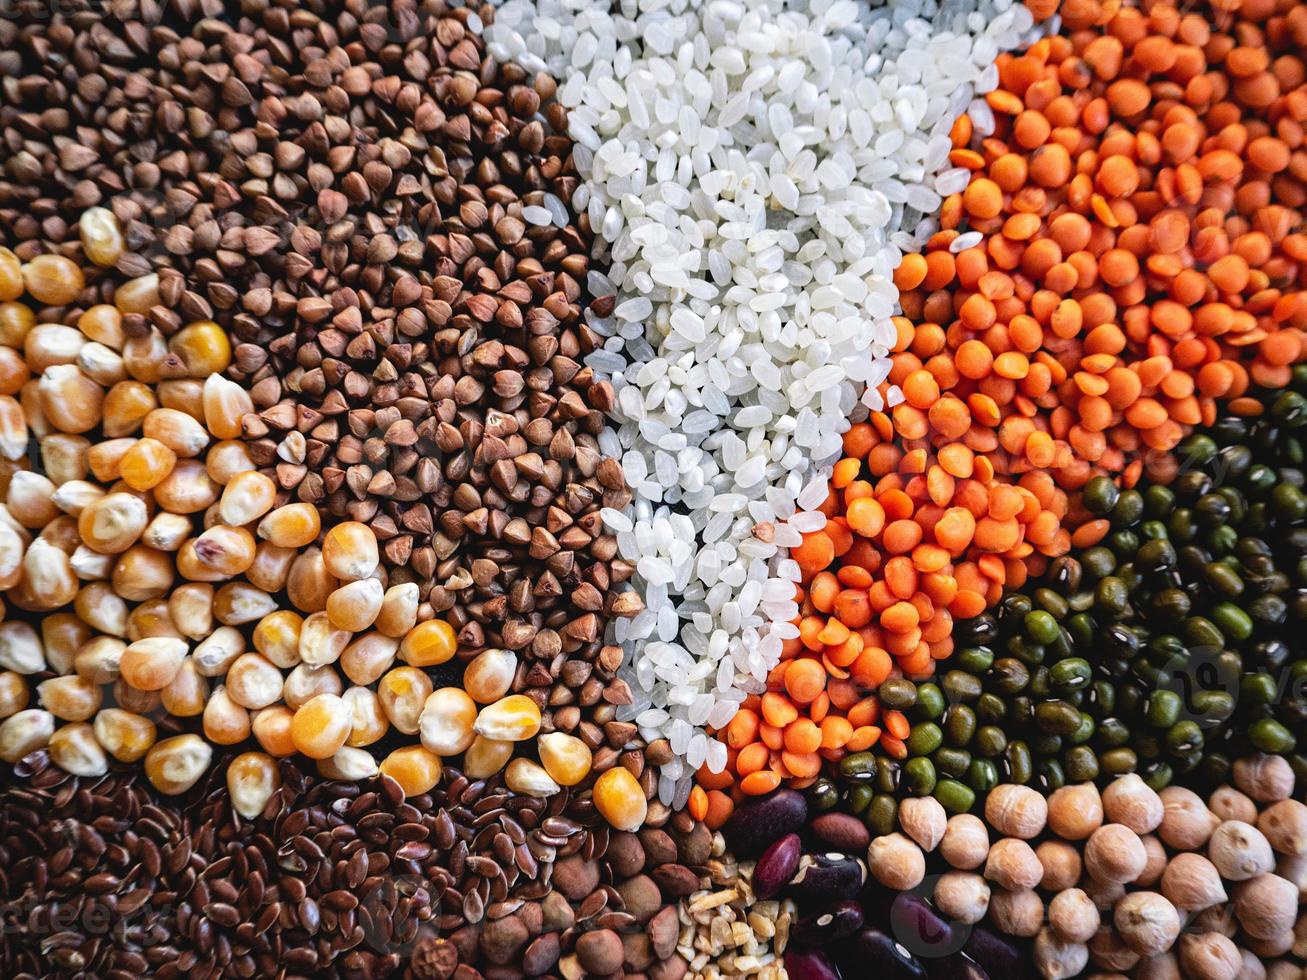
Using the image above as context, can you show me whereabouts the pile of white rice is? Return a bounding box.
[485,0,1049,807]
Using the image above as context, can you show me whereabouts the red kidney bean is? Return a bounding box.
[847,927,926,980]
[754,832,802,900]
[924,954,991,980]
[810,812,871,852]
[793,899,864,946]
[962,926,1028,979]
[784,947,843,980]
[723,789,807,856]
[888,892,967,960]
[788,853,867,904]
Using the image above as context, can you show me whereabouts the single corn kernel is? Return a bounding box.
[340,632,398,686]
[23,254,84,307]
[343,685,388,747]
[118,636,187,691]
[504,758,561,797]
[463,648,516,704]
[9,470,60,527]
[246,542,295,593]
[79,207,125,268]
[286,548,337,613]
[0,394,28,460]
[0,621,43,674]
[213,582,277,625]
[70,544,115,580]
[73,581,128,636]
[258,503,322,549]
[219,470,277,527]
[282,663,343,710]
[378,667,435,737]
[113,273,159,316]
[156,378,203,418]
[168,582,215,639]
[77,341,126,386]
[49,722,108,777]
[400,619,457,667]
[203,685,251,745]
[38,365,102,434]
[537,732,594,787]
[253,610,303,669]
[152,458,220,516]
[74,636,125,685]
[419,687,479,756]
[0,524,22,589]
[159,657,208,717]
[52,479,106,517]
[36,674,102,722]
[0,670,30,719]
[463,735,514,779]
[144,733,212,794]
[127,600,182,640]
[20,379,49,440]
[41,616,86,675]
[202,373,253,440]
[40,433,89,485]
[0,301,36,348]
[77,304,124,351]
[375,583,419,638]
[299,610,351,667]
[0,247,22,301]
[291,693,352,760]
[379,745,442,798]
[111,544,175,601]
[252,705,296,757]
[119,437,177,491]
[226,652,285,710]
[169,320,231,378]
[205,440,255,485]
[593,766,648,832]
[326,578,384,632]
[319,746,380,781]
[93,708,156,763]
[181,525,257,580]
[143,512,193,552]
[0,708,54,762]
[142,407,208,457]
[321,521,379,581]
[473,695,542,743]
[39,514,81,554]
[227,750,280,820]
[192,625,245,677]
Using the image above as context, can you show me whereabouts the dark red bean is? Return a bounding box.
[753,833,802,900]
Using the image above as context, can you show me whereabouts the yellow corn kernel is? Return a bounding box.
[39,513,82,554]
[252,705,296,757]
[253,610,303,669]
[49,721,108,777]
[52,479,105,517]
[194,625,247,676]
[74,636,126,685]
[473,694,541,743]
[168,582,215,639]
[319,746,380,781]
[203,685,251,745]
[36,674,101,722]
[298,610,350,667]
[142,407,208,458]
[0,247,21,302]
[226,652,284,710]
[119,636,187,691]
[219,470,276,527]
[79,208,125,268]
[38,365,102,434]
[0,348,29,400]
[400,619,457,667]
[227,750,280,820]
[321,521,379,582]
[181,525,257,580]
[201,373,253,440]
[375,582,420,638]
[20,378,49,440]
[144,733,212,794]
[142,511,192,552]
[40,614,86,675]
[8,470,60,528]
[0,620,44,675]
[18,537,79,610]
[73,581,128,636]
[341,632,399,686]
[291,692,351,760]
[505,758,561,797]
[77,341,126,386]
[0,670,29,719]
[258,502,322,549]
[538,732,594,787]
[326,578,384,632]
[282,663,344,711]
[463,648,517,704]
[153,458,220,515]
[0,708,54,762]
[464,735,514,779]
[25,324,83,372]
[40,433,89,485]
[159,657,208,717]
[0,523,21,590]
[343,685,388,747]
[77,491,148,554]
[205,439,255,485]
[246,542,295,593]
[379,745,442,798]
[419,687,478,756]
[286,548,337,613]
[0,300,35,347]
[71,544,114,581]
[114,274,160,316]
[77,303,124,350]
[169,320,231,378]
[86,437,134,482]
[156,379,204,420]
[111,544,175,601]
[93,708,156,763]
[22,254,84,307]
[377,666,434,737]
[119,437,177,491]
[593,766,649,832]
[126,598,181,641]
[0,394,27,460]
[213,581,277,625]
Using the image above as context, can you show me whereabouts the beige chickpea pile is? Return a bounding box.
[0,217,646,832]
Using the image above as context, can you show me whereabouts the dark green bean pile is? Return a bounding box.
[809,370,1307,832]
